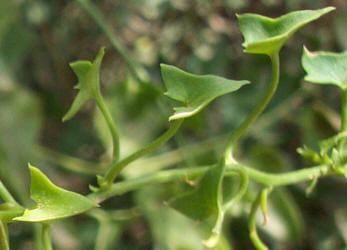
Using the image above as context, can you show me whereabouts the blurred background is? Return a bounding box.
[0,0,346,249]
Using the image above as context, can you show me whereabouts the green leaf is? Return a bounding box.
[14,164,97,222]
[169,165,223,221]
[302,47,347,89]
[161,64,249,120]
[319,132,347,156]
[237,7,335,55]
[62,47,105,122]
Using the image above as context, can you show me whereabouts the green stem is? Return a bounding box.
[0,180,18,205]
[88,162,342,204]
[248,188,269,250]
[338,88,347,150]
[96,94,120,162]
[223,52,280,162]
[41,223,53,250]
[76,0,148,84]
[0,221,9,250]
[341,88,347,132]
[36,145,103,175]
[101,119,183,187]
[223,168,249,211]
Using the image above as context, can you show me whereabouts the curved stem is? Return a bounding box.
[96,94,120,162]
[76,0,148,84]
[88,161,343,204]
[223,52,280,162]
[102,119,183,186]
[223,168,249,211]
[0,180,18,205]
[248,188,269,250]
[41,223,53,250]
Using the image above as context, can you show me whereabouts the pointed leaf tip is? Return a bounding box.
[63,47,106,121]
[237,7,335,55]
[302,47,347,89]
[14,164,97,222]
[161,64,249,120]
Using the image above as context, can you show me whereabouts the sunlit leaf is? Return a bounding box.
[62,47,105,121]
[14,164,97,222]
[302,47,347,89]
[237,7,334,55]
[0,203,24,222]
[161,64,249,120]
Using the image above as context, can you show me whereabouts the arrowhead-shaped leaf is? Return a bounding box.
[62,47,105,121]
[237,7,335,55]
[161,64,249,120]
[14,164,97,222]
[169,165,223,221]
[302,47,347,89]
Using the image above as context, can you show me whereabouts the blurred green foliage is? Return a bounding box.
[0,0,346,249]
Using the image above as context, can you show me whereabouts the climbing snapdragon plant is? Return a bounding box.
[0,5,345,250]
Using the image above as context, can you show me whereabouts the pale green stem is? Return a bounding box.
[36,145,103,175]
[341,88,347,132]
[0,221,9,250]
[0,180,18,205]
[248,188,269,250]
[76,0,147,84]
[95,93,120,162]
[88,162,342,204]
[102,119,184,187]
[338,88,347,150]
[36,90,304,178]
[223,52,280,162]
[41,223,53,250]
[223,168,249,211]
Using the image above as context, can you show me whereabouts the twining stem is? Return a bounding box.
[41,223,53,250]
[95,94,120,162]
[76,0,148,84]
[0,180,18,205]
[88,162,342,203]
[101,119,184,187]
[249,188,269,250]
[223,52,280,163]
[223,168,249,211]
[0,221,9,250]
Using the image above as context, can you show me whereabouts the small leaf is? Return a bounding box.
[302,47,347,89]
[237,7,335,55]
[62,47,105,121]
[297,145,322,164]
[318,132,347,156]
[161,64,249,120]
[14,164,97,222]
[169,165,223,221]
